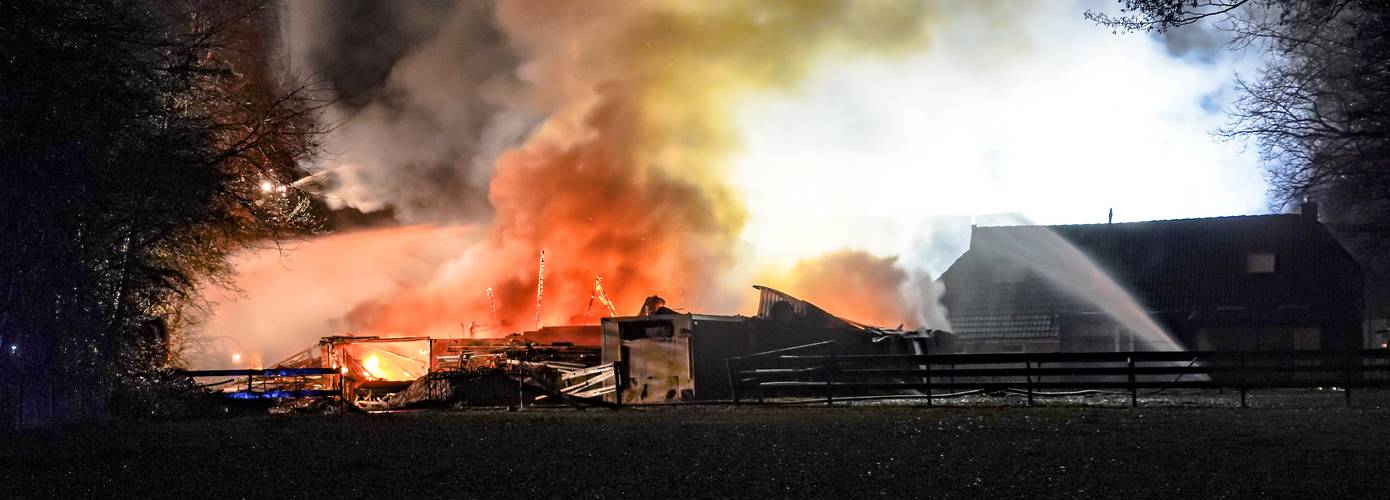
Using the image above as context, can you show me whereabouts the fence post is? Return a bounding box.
[613,361,624,409]
[1345,351,1354,407]
[825,351,837,407]
[725,357,740,405]
[925,356,933,407]
[1024,357,1034,407]
[757,356,766,402]
[1128,356,1137,408]
[1239,351,1248,408]
[338,369,345,415]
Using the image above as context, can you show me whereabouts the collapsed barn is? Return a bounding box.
[186,286,952,408]
[602,286,952,403]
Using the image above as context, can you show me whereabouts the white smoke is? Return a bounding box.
[276,1,535,222]
[730,0,1267,277]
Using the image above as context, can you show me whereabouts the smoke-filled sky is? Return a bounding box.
[193,0,1268,367]
[731,0,1266,274]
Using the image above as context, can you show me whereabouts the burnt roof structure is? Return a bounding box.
[939,211,1365,351]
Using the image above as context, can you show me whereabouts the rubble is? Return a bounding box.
[189,284,941,412]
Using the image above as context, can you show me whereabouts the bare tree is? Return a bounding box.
[1089,0,1390,326]
[1086,1,1259,32]
[1090,1,1385,242]
[0,0,328,424]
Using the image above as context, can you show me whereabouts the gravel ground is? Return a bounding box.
[5,394,1390,498]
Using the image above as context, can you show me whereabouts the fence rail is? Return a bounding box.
[177,367,341,400]
[724,342,1390,407]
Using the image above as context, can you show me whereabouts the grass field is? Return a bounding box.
[4,401,1390,498]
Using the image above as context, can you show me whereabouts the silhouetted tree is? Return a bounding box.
[0,0,325,424]
[1090,1,1390,325]
[1086,1,1261,31]
[1091,1,1388,246]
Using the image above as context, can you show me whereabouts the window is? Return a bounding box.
[619,321,674,340]
[1246,253,1276,273]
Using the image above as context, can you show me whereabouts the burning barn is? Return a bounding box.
[190,285,952,408]
[188,326,610,410]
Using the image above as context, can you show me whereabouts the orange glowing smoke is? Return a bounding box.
[758,250,948,329]
[331,1,935,336]
[192,2,939,366]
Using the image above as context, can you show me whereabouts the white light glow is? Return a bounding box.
[731,1,1266,274]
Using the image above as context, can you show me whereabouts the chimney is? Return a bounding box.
[968,215,977,250]
[1301,198,1320,222]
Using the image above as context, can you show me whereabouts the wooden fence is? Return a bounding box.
[176,367,341,400]
[724,341,1390,407]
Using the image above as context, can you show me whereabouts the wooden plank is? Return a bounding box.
[750,378,1390,391]
[725,349,1390,402]
[780,349,1390,367]
[561,372,615,394]
[181,368,338,377]
[561,362,618,380]
[726,341,836,362]
[572,386,617,398]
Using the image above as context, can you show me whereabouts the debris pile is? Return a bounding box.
[186,285,947,411]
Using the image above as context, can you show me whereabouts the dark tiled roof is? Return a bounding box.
[940,214,1362,339]
[950,313,1057,339]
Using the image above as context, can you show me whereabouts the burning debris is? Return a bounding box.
[188,285,949,412]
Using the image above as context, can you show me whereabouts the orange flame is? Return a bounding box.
[197,2,940,364]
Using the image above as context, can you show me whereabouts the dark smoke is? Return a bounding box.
[279,0,537,222]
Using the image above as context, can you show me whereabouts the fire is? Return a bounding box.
[327,2,936,336]
[344,342,429,381]
[362,354,386,380]
[195,2,943,365]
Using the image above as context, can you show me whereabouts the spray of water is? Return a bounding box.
[968,224,1182,351]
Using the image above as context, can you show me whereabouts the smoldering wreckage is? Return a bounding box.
[184,281,956,412]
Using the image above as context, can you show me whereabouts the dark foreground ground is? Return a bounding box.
[5,395,1390,498]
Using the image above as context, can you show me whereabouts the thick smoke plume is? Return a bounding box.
[197,0,945,365]
[279,0,530,221]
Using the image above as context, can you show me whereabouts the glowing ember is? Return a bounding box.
[362,354,386,380]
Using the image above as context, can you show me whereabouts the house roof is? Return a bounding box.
[939,214,1362,339]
